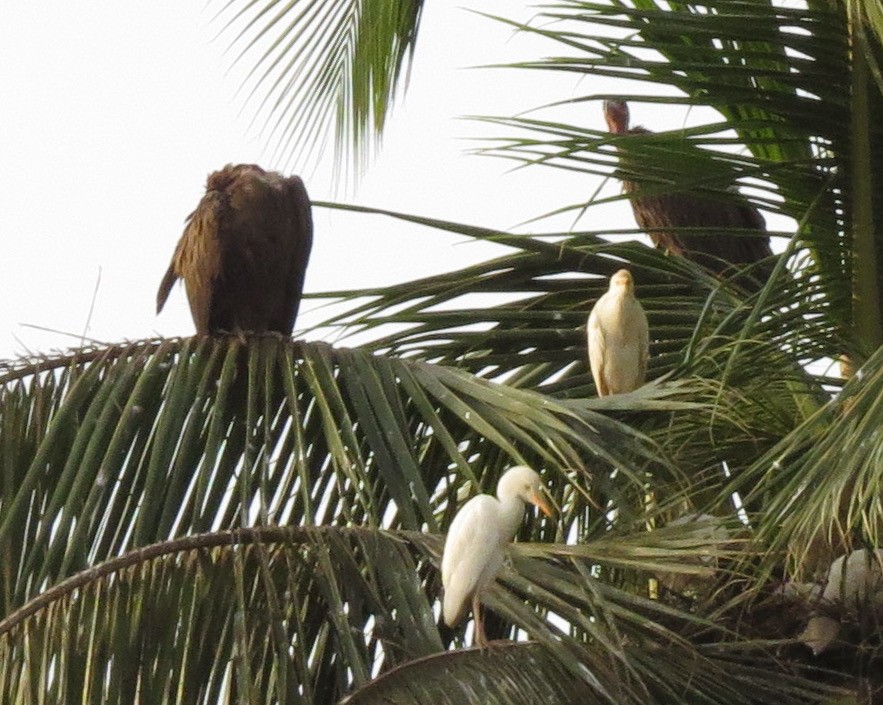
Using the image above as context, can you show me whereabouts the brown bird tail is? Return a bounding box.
[156,264,179,314]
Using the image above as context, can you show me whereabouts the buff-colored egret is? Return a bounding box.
[441,465,552,649]
[587,269,649,396]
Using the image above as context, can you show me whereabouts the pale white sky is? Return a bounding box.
[0,2,783,361]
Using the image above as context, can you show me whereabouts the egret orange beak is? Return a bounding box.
[530,490,553,518]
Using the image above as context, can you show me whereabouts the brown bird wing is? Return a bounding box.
[156,191,225,335]
[268,174,313,335]
[627,186,772,276]
[183,192,226,334]
[156,261,178,315]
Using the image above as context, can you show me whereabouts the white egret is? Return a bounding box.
[800,548,883,655]
[587,269,649,396]
[441,465,552,649]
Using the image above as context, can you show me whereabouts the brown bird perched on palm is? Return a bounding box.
[603,100,772,284]
[587,269,649,397]
[157,164,313,336]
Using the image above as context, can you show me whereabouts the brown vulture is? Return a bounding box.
[587,269,650,396]
[157,164,313,336]
[603,100,773,283]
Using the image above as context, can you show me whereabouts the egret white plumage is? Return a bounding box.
[800,548,883,655]
[441,465,552,649]
[587,269,650,396]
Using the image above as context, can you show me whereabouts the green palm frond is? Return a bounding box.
[342,639,837,705]
[0,526,839,705]
[0,528,442,705]
[473,0,883,360]
[2,337,845,702]
[305,201,832,491]
[341,642,596,705]
[216,0,424,176]
[0,337,668,616]
[311,203,833,384]
[738,343,883,580]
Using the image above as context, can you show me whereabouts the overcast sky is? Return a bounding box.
[1,2,776,361]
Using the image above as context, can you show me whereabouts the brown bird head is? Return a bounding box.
[609,268,635,293]
[206,163,266,193]
[603,100,631,134]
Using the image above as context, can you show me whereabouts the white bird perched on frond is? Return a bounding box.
[441,465,552,649]
[800,548,883,655]
[587,269,649,396]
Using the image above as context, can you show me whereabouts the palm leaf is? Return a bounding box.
[0,337,667,616]
[0,526,840,705]
[341,643,596,705]
[215,0,423,176]
[738,342,883,580]
[474,0,882,359]
[304,201,832,492]
[0,528,442,705]
[310,203,831,381]
[341,639,837,705]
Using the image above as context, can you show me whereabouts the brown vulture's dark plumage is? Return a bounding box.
[603,100,773,281]
[157,164,313,336]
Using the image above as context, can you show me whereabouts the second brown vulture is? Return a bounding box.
[157,164,313,336]
[603,100,773,284]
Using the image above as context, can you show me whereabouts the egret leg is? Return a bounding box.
[473,594,489,651]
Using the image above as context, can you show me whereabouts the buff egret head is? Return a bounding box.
[441,465,552,649]
[587,269,650,397]
[496,465,552,516]
[610,268,635,292]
